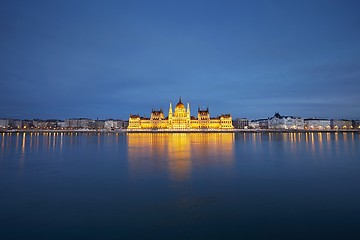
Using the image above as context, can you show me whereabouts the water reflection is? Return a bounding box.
[0,131,357,169]
[0,132,127,161]
[127,133,235,181]
[234,132,358,161]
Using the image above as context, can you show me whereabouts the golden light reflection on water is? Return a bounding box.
[1,133,5,157]
[127,133,235,181]
[19,132,26,169]
[16,132,19,151]
[1,132,357,172]
[343,132,347,143]
[21,132,26,155]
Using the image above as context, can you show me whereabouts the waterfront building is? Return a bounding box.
[128,97,234,130]
[9,119,22,129]
[57,120,66,129]
[0,119,9,129]
[65,118,93,129]
[331,119,353,129]
[121,120,129,129]
[258,119,269,129]
[304,118,331,130]
[92,120,105,129]
[248,120,259,129]
[30,119,63,129]
[33,119,47,129]
[45,119,60,129]
[353,120,360,129]
[64,119,75,129]
[104,120,116,129]
[22,119,34,129]
[268,113,304,130]
[248,119,268,129]
[233,118,249,129]
[249,120,260,129]
[104,120,126,129]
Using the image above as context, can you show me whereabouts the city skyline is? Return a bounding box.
[1,0,360,120]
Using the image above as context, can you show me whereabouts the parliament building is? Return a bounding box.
[128,97,234,130]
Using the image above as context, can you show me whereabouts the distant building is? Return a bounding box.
[45,119,60,129]
[9,119,22,129]
[0,119,9,129]
[105,119,126,129]
[57,120,66,129]
[118,120,128,129]
[22,120,34,129]
[233,118,249,129]
[80,118,94,128]
[304,118,331,130]
[65,118,93,129]
[352,120,360,129]
[248,119,268,129]
[248,120,259,129]
[268,113,304,130]
[331,119,352,129]
[93,120,105,129]
[259,119,269,129]
[104,120,116,129]
[33,119,47,129]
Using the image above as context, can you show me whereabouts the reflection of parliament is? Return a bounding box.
[128,97,234,129]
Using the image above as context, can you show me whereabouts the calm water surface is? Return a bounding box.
[0,132,360,239]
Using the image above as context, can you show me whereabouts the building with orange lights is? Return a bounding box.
[128,97,234,130]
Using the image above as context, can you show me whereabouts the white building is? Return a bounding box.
[248,120,259,129]
[268,113,304,130]
[105,120,115,129]
[331,119,353,129]
[304,118,331,130]
[104,120,126,129]
[248,119,268,129]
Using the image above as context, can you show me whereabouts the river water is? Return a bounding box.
[1,132,360,239]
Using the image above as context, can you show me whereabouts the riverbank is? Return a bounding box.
[1,129,359,134]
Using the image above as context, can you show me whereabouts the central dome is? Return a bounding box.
[176,101,185,109]
[175,97,185,108]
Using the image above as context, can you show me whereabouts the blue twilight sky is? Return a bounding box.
[1,0,360,120]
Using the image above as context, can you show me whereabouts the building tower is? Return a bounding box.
[168,102,173,128]
[186,102,191,128]
[173,97,187,129]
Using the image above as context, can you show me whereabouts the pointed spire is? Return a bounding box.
[179,96,182,103]
[187,103,190,113]
[168,102,173,121]
[169,102,173,114]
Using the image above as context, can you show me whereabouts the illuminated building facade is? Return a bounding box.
[330,119,353,129]
[304,118,331,130]
[128,97,234,130]
[268,112,304,130]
